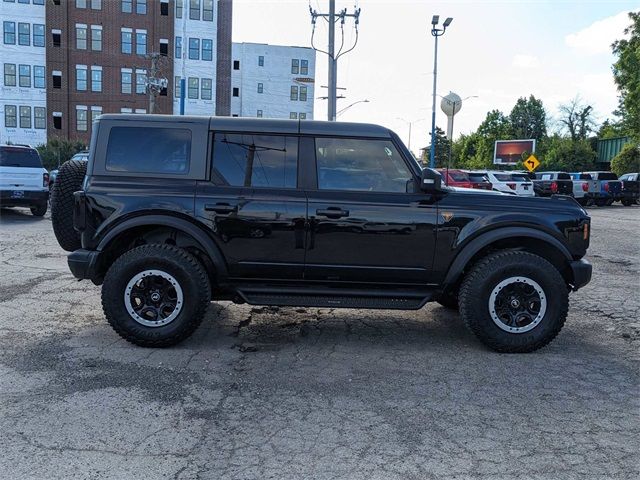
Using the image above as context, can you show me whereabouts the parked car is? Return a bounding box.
[472,171,535,196]
[0,144,49,216]
[437,169,472,188]
[568,173,600,206]
[465,171,493,190]
[51,114,592,353]
[618,172,639,206]
[49,151,89,191]
[532,172,573,197]
[583,171,622,206]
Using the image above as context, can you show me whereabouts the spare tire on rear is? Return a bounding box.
[51,159,87,252]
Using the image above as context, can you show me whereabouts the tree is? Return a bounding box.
[612,12,640,139]
[422,126,451,168]
[597,119,625,139]
[558,97,596,141]
[539,135,597,172]
[610,142,640,176]
[36,139,86,171]
[509,95,547,140]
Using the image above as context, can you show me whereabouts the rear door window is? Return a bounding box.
[212,133,298,188]
[0,147,43,168]
[557,173,571,180]
[315,138,413,193]
[105,127,191,174]
[598,172,618,180]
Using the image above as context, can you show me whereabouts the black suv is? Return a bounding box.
[52,114,592,353]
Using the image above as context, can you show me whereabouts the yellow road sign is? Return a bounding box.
[524,154,540,172]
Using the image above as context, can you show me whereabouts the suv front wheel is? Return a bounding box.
[102,244,211,347]
[459,251,568,353]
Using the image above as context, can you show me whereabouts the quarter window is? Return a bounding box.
[212,134,298,189]
[106,127,192,174]
[315,138,413,193]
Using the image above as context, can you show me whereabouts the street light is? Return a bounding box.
[428,15,453,169]
[396,117,425,151]
[336,99,370,117]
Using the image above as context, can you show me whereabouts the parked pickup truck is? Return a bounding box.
[583,171,622,206]
[618,172,639,206]
[532,172,573,197]
[569,173,600,206]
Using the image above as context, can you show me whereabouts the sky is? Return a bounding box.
[233,0,639,151]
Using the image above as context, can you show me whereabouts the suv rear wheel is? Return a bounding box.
[102,244,211,347]
[459,251,568,353]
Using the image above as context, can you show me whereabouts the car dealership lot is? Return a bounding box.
[0,205,638,479]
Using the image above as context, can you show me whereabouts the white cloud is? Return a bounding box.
[565,10,634,54]
[512,54,540,69]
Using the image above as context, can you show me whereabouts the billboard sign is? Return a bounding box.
[494,139,536,165]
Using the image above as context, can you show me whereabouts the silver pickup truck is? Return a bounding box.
[569,173,600,206]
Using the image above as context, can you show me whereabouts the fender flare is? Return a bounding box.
[443,226,572,287]
[97,214,228,279]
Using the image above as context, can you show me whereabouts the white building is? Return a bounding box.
[231,43,315,120]
[0,0,47,146]
[172,0,217,116]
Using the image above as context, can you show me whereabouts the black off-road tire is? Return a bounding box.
[437,289,459,310]
[51,159,87,251]
[459,251,568,353]
[30,202,47,217]
[102,244,211,347]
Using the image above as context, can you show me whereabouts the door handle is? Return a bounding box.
[205,203,237,214]
[316,207,349,219]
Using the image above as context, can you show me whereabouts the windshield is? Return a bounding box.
[0,146,43,168]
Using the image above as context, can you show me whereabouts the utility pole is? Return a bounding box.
[310,1,361,121]
[145,53,168,114]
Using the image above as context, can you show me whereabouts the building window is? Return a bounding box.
[203,0,213,21]
[91,67,102,92]
[257,109,263,118]
[76,107,88,131]
[19,106,31,129]
[291,59,299,74]
[34,66,45,89]
[76,66,87,91]
[202,39,213,61]
[136,69,146,94]
[5,105,17,128]
[121,69,132,94]
[53,112,62,129]
[188,77,199,99]
[4,64,16,87]
[160,0,169,16]
[76,0,87,8]
[52,29,61,47]
[300,86,307,102]
[91,25,102,51]
[3,22,15,45]
[290,112,297,119]
[18,64,31,87]
[34,107,46,129]
[188,38,200,60]
[52,71,62,89]
[189,0,200,20]
[18,23,30,46]
[121,29,132,54]
[201,78,212,100]
[76,24,87,50]
[299,113,307,120]
[136,30,147,55]
[90,0,101,10]
[175,37,182,58]
[137,0,147,14]
[290,86,298,101]
[90,106,102,126]
[174,76,181,98]
[34,0,46,4]
[233,60,240,70]
[176,0,183,18]
[160,39,168,56]
[258,56,264,67]
[121,0,132,13]
[120,108,133,114]
[257,83,263,94]
[135,109,146,114]
[232,87,239,97]
[301,59,309,75]
[33,24,45,47]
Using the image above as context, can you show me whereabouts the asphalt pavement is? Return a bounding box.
[0,204,638,479]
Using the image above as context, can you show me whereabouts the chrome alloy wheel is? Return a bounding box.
[489,276,547,333]
[124,270,184,327]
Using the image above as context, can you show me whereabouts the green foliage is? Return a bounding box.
[509,95,547,140]
[422,126,451,168]
[612,12,640,139]
[537,136,597,172]
[36,139,86,171]
[610,142,640,176]
[597,119,626,139]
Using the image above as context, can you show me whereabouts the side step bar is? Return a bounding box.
[235,286,434,310]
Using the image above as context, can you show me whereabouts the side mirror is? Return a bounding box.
[420,168,443,193]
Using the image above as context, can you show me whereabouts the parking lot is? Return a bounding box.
[0,204,638,479]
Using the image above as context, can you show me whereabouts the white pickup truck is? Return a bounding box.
[0,144,49,216]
